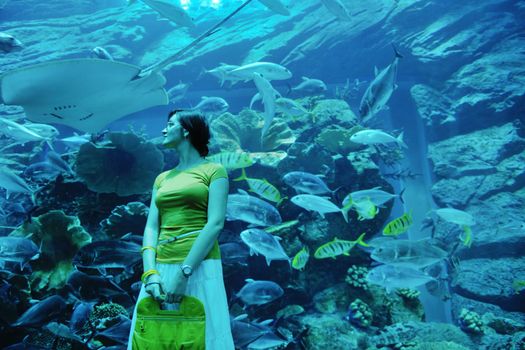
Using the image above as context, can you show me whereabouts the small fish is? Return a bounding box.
[320,0,351,21]
[435,208,475,247]
[227,190,282,227]
[240,228,290,266]
[236,279,284,305]
[283,171,331,195]
[46,150,74,175]
[512,280,525,294]
[0,32,23,53]
[69,301,95,333]
[342,186,401,207]
[192,96,229,116]
[234,168,285,205]
[291,194,350,222]
[351,197,379,221]
[290,76,327,96]
[350,129,408,149]
[258,0,290,15]
[24,162,61,182]
[314,232,368,259]
[435,208,475,226]
[366,264,436,293]
[220,242,249,266]
[91,47,113,60]
[167,81,190,103]
[133,0,195,28]
[291,246,309,270]
[226,62,292,81]
[383,211,413,236]
[265,219,299,234]
[275,97,308,116]
[360,46,402,124]
[207,151,254,170]
[58,133,92,149]
[202,63,241,86]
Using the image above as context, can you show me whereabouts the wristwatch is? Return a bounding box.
[180,264,193,278]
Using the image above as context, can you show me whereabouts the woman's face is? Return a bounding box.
[162,115,185,147]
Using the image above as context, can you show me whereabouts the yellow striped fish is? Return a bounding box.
[382,211,413,236]
[291,246,309,270]
[314,233,368,259]
[207,151,254,170]
[233,168,286,205]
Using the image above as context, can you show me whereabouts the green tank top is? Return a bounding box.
[153,161,228,263]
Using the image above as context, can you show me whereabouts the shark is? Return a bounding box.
[0,0,255,134]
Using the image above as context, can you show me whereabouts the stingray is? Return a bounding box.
[0,0,254,133]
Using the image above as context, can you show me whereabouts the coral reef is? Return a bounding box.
[75,131,164,196]
[345,265,369,290]
[458,308,484,334]
[99,201,149,239]
[315,125,364,155]
[88,302,129,330]
[299,313,367,350]
[396,288,421,301]
[10,210,92,294]
[346,298,373,328]
[210,109,296,153]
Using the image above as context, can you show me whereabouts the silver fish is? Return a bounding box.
[236,278,284,305]
[360,46,402,124]
[227,189,282,227]
[240,228,290,266]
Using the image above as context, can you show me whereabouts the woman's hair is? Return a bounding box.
[168,109,211,156]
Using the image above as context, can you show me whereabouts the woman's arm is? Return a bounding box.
[142,186,160,273]
[182,177,229,271]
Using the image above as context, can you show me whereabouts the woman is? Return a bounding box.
[126,110,234,349]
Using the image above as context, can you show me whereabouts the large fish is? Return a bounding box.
[234,168,285,205]
[258,0,290,16]
[283,171,331,195]
[240,228,290,266]
[236,279,284,305]
[342,186,401,207]
[227,62,292,81]
[226,189,282,227]
[0,32,23,53]
[291,194,349,222]
[366,264,436,293]
[11,295,67,327]
[290,76,327,96]
[192,96,229,116]
[0,236,40,270]
[320,0,351,21]
[202,63,240,87]
[370,239,448,269]
[0,117,47,144]
[72,240,141,273]
[350,129,408,149]
[129,0,195,27]
[0,166,34,199]
[253,72,277,139]
[360,46,403,124]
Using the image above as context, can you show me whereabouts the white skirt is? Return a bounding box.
[126,259,235,350]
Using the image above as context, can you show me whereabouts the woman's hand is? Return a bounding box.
[144,274,165,303]
[163,268,188,304]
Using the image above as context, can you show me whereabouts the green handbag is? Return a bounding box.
[132,296,206,350]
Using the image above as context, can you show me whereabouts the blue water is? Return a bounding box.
[0,0,524,349]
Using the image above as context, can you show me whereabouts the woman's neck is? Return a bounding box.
[176,150,205,170]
